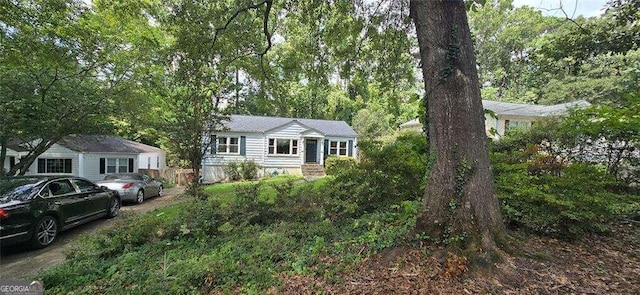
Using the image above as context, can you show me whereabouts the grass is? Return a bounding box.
[204,174,303,204]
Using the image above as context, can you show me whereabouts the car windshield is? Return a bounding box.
[104,174,142,181]
[0,178,43,202]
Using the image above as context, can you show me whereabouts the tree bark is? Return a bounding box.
[410,0,506,262]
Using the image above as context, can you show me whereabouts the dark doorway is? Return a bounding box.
[305,139,318,163]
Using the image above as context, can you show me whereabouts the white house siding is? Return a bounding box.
[202,132,265,182]
[138,152,166,170]
[323,136,358,160]
[2,148,21,174]
[262,122,310,169]
[79,153,139,182]
[488,115,537,138]
[24,144,79,177]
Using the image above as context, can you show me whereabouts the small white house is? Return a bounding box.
[400,100,591,139]
[202,115,359,182]
[2,135,166,182]
[1,147,22,174]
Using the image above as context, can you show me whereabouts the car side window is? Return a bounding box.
[48,180,75,196]
[71,179,97,193]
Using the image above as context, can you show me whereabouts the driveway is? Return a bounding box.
[0,187,185,280]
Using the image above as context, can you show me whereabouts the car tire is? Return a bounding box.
[135,190,144,204]
[157,186,163,197]
[107,197,120,218]
[31,215,58,248]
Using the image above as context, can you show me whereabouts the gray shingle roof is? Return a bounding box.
[482,100,591,117]
[223,115,358,137]
[58,134,164,153]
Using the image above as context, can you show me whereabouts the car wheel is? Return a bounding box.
[31,215,58,248]
[107,197,120,218]
[157,186,163,197]
[135,190,144,204]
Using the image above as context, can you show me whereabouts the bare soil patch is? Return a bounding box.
[275,221,639,294]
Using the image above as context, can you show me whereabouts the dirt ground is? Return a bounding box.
[276,220,639,294]
[0,187,185,280]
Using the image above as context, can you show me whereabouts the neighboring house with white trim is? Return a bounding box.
[202,115,358,182]
[1,146,23,175]
[2,135,166,182]
[399,100,591,139]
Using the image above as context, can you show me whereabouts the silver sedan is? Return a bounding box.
[96,173,163,204]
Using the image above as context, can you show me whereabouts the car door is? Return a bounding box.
[70,178,109,217]
[141,174,159,196]
[44,179,84,225]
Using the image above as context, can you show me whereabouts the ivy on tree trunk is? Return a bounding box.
[409,0,506,263]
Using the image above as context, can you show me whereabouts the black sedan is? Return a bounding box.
[0,176,120,248]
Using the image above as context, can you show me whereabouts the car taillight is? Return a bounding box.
[122,183,134,189]
[0,208,9,220]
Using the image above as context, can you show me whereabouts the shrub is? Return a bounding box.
[324,156,356,175]
[223,162,241,181]
[494,152,634,240]
[224,160,261,181]
[321,132,428,216]
[239,159,260,180]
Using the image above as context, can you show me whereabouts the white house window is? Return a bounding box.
[107,158,130,173]
[329,141,348,156]
[37,159,72,174]
[217,137,240,154]
[268,138,298,155]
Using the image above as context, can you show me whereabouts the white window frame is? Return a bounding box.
[329,140,348,156]
[268,138,299,155]
[107,158,130,173]
[216,136,240,154]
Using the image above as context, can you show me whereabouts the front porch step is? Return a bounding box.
[301,164,325,177]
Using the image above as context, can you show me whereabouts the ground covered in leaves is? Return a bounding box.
[272,221,639,294]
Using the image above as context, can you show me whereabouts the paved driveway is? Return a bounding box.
[0,187,185,280]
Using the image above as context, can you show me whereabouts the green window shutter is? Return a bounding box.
[240,136,247,156]
[323,139,329,159]
[348,140,353,157]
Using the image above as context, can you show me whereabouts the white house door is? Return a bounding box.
[305,139,318,163]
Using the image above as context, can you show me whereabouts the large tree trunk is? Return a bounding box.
[410,0,506,262]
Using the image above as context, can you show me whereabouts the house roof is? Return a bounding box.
[399,118,421,129]
[58,135,164,154]
[483,100,591,117]
[222,115,358,137]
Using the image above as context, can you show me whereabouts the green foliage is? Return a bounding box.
[492,125,640,240]
[224,160,261,181]
[223,162,241,181]
[324,156,357,176]
[351,107,393,140]
[39,175,422,293]
[322,132,427,214]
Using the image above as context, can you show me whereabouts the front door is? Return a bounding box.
[305,139,318,163]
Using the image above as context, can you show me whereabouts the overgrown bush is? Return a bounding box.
[492,127,640,240]
[239,159,260,180]
[223,160,261,181]
[323,131,428,215]
[223,162,241,181]
[324,156,356,176]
